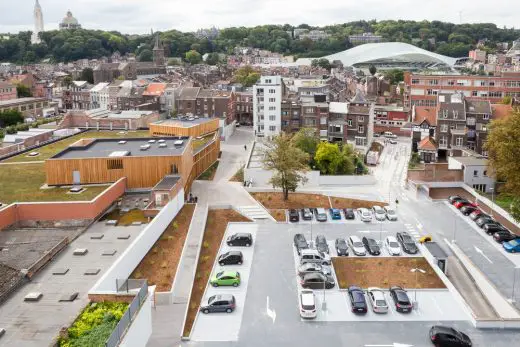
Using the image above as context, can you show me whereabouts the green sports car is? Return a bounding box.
[210,271,241,287]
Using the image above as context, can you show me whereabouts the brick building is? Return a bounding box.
[0,81,16,101]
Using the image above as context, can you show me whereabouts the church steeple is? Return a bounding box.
[32,0,44,44]
[153,34,165,66]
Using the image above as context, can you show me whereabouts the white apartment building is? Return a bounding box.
[253,76,284,137]
[90,82,109,109]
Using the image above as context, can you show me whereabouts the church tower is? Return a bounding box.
[32,0,44,44]
[153,34,165,66]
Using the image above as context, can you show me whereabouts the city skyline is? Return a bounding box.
[0,0,519,35]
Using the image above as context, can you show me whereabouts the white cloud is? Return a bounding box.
[0,0,518,34]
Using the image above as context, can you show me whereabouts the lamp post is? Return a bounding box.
[410,268,426,308]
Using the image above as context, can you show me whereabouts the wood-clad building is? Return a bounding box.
[149,118,220,137]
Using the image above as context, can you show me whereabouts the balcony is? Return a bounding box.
[438,142,448,149]
[450,128,467,135]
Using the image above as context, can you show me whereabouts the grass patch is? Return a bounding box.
[3,130,150,163]
[331,197,386,209]
[196,161,219,181]
[269,209,287,222]
[130,204,195,291]
[101,209,150,226]
[192,133,216,153]
[58,301,128,347]
[229,166,244,182]
[250,192,385,210]
[0,163,109,204]
[182,209,251,337]
[332,257,445,289]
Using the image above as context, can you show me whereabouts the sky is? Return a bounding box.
[0,0,518,35]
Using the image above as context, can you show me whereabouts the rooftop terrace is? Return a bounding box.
[152,117,216,128]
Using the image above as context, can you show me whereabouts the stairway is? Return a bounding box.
[236,205,272,220]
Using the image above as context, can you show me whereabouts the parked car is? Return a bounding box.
[367,287,389,313]
[348,236,367,256]
[301,208,313,221]
[348,286,368,314]
[335,238,349,256]
[372,205,386,221]
[297,263,332,277]
[315,234,329,254]
[483,223,507,235]
[493,230,519,243]
[314,208,328,222]
[503,239,520,253]
[227,233,253,247]
[469,210,486,220]
[384,206,398,221]
[300,249,331,265]
[329,208,342,220]
[475,216,496,228]
[343,208,355,220]
[429,325,472,347]
[362,237,381,255]
[218,251,243,266]
[300,273,335,289]
[294,233,309,255]
[385,236,401,256]
[448,195,464,204]
[210,271,241,287]
[289,209,300,222]
[460,205,479,216]
[396,232,418,254]
[453,199,478,209]
[299,289,317,319]
[389,139,398,144]
[389,286,412,313]
[358,208,373,222]
[200,294,236,314]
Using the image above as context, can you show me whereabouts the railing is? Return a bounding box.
[105,279,148,347]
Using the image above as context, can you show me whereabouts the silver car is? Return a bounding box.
[385,236,401,256]
[367,287,389,313]
[372,206,386,221]
[348,236,366,256]
[315,208,328,222]
[297,263,332,277]
[357,208,372,222]
[384,206,398,221]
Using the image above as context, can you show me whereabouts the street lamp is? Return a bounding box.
[410,268,426,308]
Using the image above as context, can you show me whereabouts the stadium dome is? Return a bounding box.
[297,42,458,69]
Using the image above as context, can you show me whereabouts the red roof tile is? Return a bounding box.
[413,106,437,126]
[418,136,437,151]
[143,83,166,96]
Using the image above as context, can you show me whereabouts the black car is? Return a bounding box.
[200,294,236,314]
[483,223,507,235]
[300,273,335,289]
[343,208,355,220]
[396,232,418,254]
[448,195,464,204]
[315,235,329,254]
[218,251,243,266]
[460,205,478,216]
[289,209,300,222]
[348,286,368,314]
[389,286,412,313]
[493,230,519,243]
[475,216,496,228]
[429,325,472,347]
[294,233,309,255]
[227,233,253,247]
[335,238,349,256]
[301,208,313,221]
[362,237,380,255]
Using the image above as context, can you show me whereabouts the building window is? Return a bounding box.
[453,110,458,118]
[456,137,464,146]
[269,125,276,131]
[268,98,276,102]
[265,79,271,84]
[442,110,448,118]
[440,124,448,132]
[281,111,288,116]
[358,125,364,133]
[347,119,353,127]
[411,79,419,85]
[269,106,276,110]
[357,116,364,122]
[107,159,123,170]
[269,89,276,94]
[269,115,276,121]
[483,170,487,176]
[483,114,490,120]
[473,170,478,177]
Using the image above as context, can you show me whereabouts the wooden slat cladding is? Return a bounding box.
[149,118,220,137]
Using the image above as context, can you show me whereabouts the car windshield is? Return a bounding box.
[338,240,346,247]
[362,211,370,216]
[368,239,376,246]
[353,242,363,248]
[510,240,519,246]
[386,210,395,215]
[376,300,387,306]
[389,242,399,247]
[216,271,224,278]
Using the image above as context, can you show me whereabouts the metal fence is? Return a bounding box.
[105,279,148,347]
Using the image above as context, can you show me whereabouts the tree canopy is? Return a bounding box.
[233,66,260,87]
[16,84,32,97]
[80,68,94,84]
[0,109,24,127]
[185,50,202,64]
[383,69,404,85]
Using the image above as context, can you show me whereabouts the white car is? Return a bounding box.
[389,139,398,144]
[348,236,366,256]
[357,208,372,222]
[372,206,386,221]
[299,289,317,319]
[384,206,398,221]
[385,236,401,256]
[367,287,389,313]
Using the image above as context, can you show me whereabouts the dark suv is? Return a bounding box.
[218,251,243,266]
[396,232,418,254]
[294,233,309,255]
[483,223,507,235]
[200,294,236,314]
[289,209,300,222]
[315,235,329,254]
[348,286,368,314]
[429,325,472,347]
[362,237,380,255]
[389,286,412,313]
[227,233,253,247]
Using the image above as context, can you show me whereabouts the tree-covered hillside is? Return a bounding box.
[1,20,519,64]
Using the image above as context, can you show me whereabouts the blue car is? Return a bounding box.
[329,208,342,220]
[504,239,520,253]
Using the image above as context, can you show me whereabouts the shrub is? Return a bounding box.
[202,241,210,248]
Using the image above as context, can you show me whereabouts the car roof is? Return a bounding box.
[301,249,320,255]
[348,285,363,292]
[390,286,404,291]
[235,233,251,237]
[300,290,315,304]
[369,289,385,300]
[304,272,324,279]
[373,205,384,211]
[349,235,361,242]
[336,238,347,243]
[216,294,235,301]
[387,236,398,242]
[431,325,459,335]
[219,271,238,277]
[227,250,242,256]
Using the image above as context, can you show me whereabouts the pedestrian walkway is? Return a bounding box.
[236,205,272,220]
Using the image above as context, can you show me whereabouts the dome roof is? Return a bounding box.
[62,10,78,25]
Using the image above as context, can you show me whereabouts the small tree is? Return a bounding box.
[261,133,309,200]
[369,65,377,76]
[139,49,153,62]
[291,128,319,157]
[205,52,220,66]
[314,142,344,175]
[185,50,202,65]
[16,84,32,97]
[80,68,94,84]
[233,66,260,87]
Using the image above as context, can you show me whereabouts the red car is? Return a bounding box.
[453,199,478,209]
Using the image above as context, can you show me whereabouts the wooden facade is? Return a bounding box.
[185,136,220,193]
[149,118,220,138]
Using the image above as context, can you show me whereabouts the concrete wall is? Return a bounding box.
[408,163,464,183]
[220,119,236,141]
[319,175,376,186]
[90,188,185,293]
[120,294,152,347]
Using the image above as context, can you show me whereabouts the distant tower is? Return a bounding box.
[153,34,165,66]
[32,0,44,44]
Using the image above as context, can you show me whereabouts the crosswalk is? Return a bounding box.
[404,223,422,240]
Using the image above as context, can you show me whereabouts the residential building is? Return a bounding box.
[59,10,81,30]
[176,87,201,115]
[348,32,383,45]
[195,89,236,124]
[298,30,330,41]
[69,81,91,110]
[0,81,16,101]
[0,97,55,118]
[469,49,486,63]
[253,76,285,137]
[280,97,302,133]
[92,62,166,84]
[403,71,520,107]
[107,80,131,110]
[90,82,109,109]
[448,155,495,193]
[373,105,410,136]
[236,91,253,125]
[116,85,146,111]
[142,83,167,111]
[301,98,329,141]
[59,109,160,130]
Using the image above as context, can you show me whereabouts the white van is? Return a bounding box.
[300,249,331,265]
[384,131,394,138]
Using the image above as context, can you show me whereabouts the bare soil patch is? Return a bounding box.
[182,209,251,337]
[130,204,195,291]
[332,257,445,289]
[330,196,387,209]
[101,208,150,226]
[269,209,287,222]
[251,192,331,209]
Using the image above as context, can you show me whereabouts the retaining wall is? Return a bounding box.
[119,294,152,347]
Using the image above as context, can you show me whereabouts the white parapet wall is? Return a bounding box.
[90,188,185,293]
[119,294,152,347]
